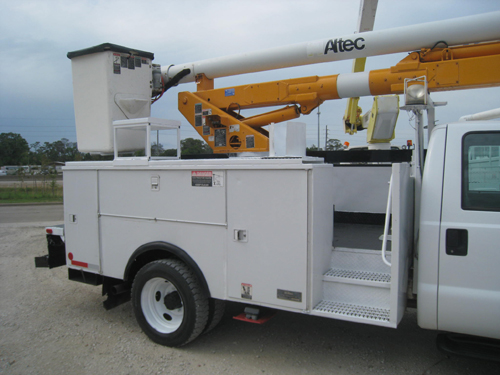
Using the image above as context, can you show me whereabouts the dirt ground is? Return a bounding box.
[1,220,500,374]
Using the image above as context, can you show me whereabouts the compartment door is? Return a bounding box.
[63,170,100,272]
[389,162,414,326]
[226,169,308,310]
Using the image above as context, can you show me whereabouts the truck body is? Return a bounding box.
[39,120,500,348]
[36,9,500,355]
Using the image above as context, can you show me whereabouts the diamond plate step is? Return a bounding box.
[312,300,392,327]
[324,268,391,288]
[330,247,391,274]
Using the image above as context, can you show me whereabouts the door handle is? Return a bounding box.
[446,228,468,256]
[233,229,248,242]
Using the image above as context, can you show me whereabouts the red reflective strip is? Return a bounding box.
[46,228,53,234]
[71,260,88,268]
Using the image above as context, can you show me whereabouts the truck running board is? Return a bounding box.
[437,333,500,362]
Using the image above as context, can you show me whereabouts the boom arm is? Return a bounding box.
[178,41,500,153]
[164,11,500,84]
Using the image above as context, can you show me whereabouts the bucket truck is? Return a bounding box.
[35,10,500,359]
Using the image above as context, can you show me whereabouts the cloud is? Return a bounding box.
[1,0,499,147]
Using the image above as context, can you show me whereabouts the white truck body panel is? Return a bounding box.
[331,165,392,214]
[63,158,335,311]
[226,169,309,310]
[62,156,413,325]
[389,163,414,323]
[63,170,100,272]
[99,218,228,298]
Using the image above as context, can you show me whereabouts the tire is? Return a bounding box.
[131,259,209,347]
[204,298,226,334]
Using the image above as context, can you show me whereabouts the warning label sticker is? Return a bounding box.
[192,171,212,187]
[241,283,252,300]
[212,171,224,187]
[191,171,224,187]
[214,129,226,147]
[246,135,255,148]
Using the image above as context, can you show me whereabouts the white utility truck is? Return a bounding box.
[36,10,500,359]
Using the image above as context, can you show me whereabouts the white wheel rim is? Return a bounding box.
[141,277,184,333]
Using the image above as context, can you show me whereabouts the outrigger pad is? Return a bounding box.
[233,307,277,324]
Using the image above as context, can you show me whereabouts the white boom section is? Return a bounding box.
[163,11,500,84]
[459,108,500,121]
[356,0,378,32]
[344,0,378,133]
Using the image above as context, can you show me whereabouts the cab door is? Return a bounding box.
[438,124,500,339]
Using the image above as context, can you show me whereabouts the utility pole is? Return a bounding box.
[325,126,329,150]
[317,105,321,150]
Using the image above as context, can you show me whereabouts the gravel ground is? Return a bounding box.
[1,222,500,375]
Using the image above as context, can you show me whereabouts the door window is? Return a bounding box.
[462,132,500,211]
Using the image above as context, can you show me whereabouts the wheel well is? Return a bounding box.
[124,242,211,298]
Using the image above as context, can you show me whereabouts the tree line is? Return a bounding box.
[0,132,213,166]
[0,132,106,166]
[1,132,344,167]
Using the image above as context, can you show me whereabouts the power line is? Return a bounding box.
[0,124,75,128]
[0,130,76,133]
[0,117,74,121]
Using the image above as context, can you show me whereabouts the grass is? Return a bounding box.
[0,184,63,204]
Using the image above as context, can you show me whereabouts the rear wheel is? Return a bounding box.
[132,259,209,347]
[204,298,226,334]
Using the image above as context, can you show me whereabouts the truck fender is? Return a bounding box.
[123,241,211,298]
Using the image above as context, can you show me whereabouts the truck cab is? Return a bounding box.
[418,122,500,340]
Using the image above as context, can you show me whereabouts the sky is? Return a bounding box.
[1,0,500,151]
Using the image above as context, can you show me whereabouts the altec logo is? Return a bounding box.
[324,37,365,54]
